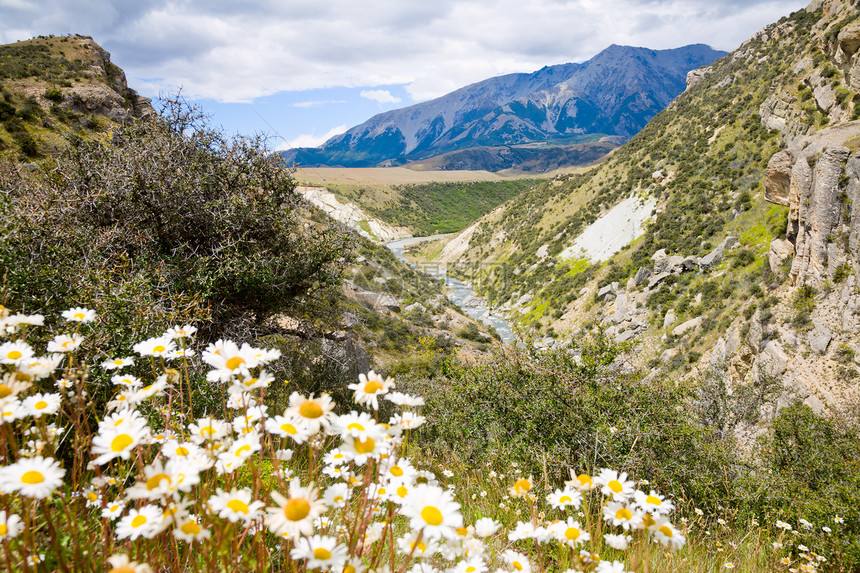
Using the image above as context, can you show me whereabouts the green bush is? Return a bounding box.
[409,337,737,504]
[0,98,354,353]
[757,403,860,569]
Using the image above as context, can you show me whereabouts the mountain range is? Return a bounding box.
[282,43,726,169]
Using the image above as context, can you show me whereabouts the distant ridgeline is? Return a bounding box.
[283,44,726,169]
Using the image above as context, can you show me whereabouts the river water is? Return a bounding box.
[385,236,516,345]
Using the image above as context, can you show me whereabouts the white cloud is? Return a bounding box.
[360,89,401,104]
[279,125,348,150]
[0,1,807,103]
[293,100,346,108]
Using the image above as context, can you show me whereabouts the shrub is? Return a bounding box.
[0,98,354,353]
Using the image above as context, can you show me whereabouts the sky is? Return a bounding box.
[0,0,808,150]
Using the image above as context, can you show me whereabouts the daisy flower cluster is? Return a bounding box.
[2,302,847,572]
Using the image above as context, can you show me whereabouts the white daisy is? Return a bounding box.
[265,478,326,539]
[21,392,62,418]
[47,333,84,353]
[208,488,265,524]
[290,534,348,570]
[116,505,163,540]
[0,456,65,498]
[61,307,96,323]
[102,357,135,370]
[347,370,394,410]
[0,510,23,539]
[401,484,462,540]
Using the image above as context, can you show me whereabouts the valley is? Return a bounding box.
[1,3,860,571]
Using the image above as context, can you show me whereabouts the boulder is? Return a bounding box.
[837,22,860,59]
[648,272,671,289]
[663,309,677,329]
[761,340,790,378]
[633,267,652,286]
[699,236,738,271]
[672,316,702,337]
[660,348,679,362]
[808,321,832,355]
[616,330,637,343]
[597,283,618,301]
[681,256,699,271]
[768,238,795,273]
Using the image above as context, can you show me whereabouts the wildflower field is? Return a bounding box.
[0,305,856,572]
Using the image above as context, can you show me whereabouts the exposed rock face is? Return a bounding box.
[765,150,792,206]
[685,66,713,91]
[66,36,154,122]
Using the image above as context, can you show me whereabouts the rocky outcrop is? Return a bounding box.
[74,36,154,121]
[765,150,793,206]
[761,122,860,283]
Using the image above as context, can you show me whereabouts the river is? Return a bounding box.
[385,235,516,345]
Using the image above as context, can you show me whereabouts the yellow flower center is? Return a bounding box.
[243,378,258,387]
[466,568,476,573]
[299,401,323,418]
[578,474,592,486]
[87,492,98,502]
[200,426,215,437]
[0,524,6,536]
[565,527,580,540]
[615,508,633,521]
[146,473,170,490]
[62,340,74,348]
[659,525,673,538]
[225,356,245,370]
[354,437,375,454]
[514,478,531,493]
[235,445,251,456]
[0,384,11,399]
[284,498,311,521]
[390,465,404,476]
[281,423,297,435]
[364,380,383,393]
[153,345,165,353]
[21,470,44,484]
[513,562,524,571]
[313,548,332,560]
[73,312,85,320]
[347,422,365,431]
[175,446,190,456]
[109,566,135,573]
[397,485,408,497]
[642,514,656,527]
[608,480,623,493]
[131,515,147,528]
[344,566,356,573]
[111,434,133,452]
[646,495,662,506]
[227,499,249,514]
[421,505,443,526]
[7,350,22,360]
[181,521,201,535]
[113,360,124,365]
[559,495,572,503]
[34,400,48,410]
